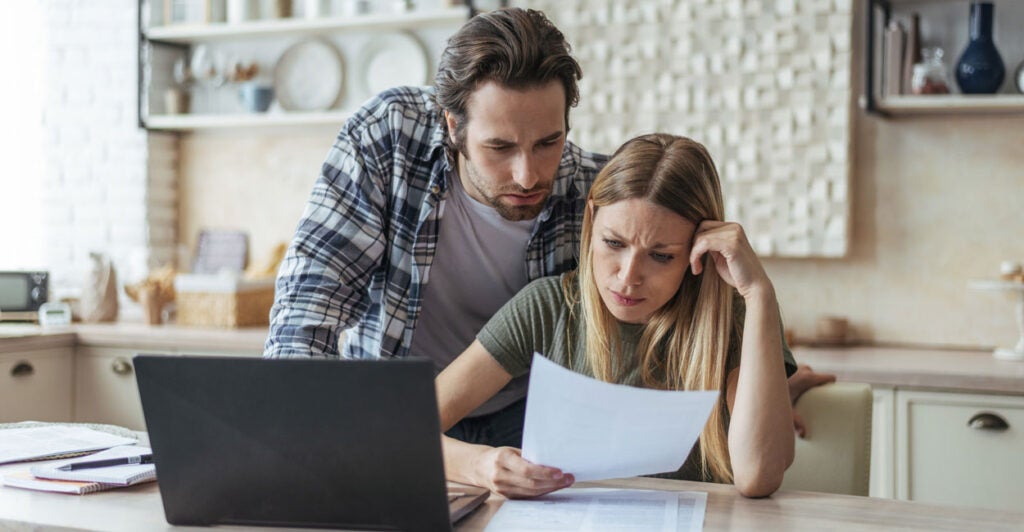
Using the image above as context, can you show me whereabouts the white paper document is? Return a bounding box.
[484,488,708,532]
[521,354,718,481]
[0,426,137,465]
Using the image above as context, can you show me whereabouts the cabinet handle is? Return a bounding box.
[967,412,1009,431]
[10,361,34,377]
[111,358,133,376]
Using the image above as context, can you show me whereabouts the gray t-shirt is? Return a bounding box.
[409,173,535,416]
[477,274,798,481]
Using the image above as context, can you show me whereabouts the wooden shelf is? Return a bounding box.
[144,110,351,131]
[145,7,470,44]
[874,94,1024,115]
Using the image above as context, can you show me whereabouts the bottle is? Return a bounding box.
[955,2,1005,94]
[911,48,951,95]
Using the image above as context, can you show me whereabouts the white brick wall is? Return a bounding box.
[42,0,178,315]
[526,0,853,258]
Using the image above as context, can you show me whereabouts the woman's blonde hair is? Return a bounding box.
[567,133,735,483]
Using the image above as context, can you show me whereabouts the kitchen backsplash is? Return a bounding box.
[178,129,331,266]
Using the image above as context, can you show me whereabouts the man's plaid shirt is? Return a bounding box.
[264,86,609,359]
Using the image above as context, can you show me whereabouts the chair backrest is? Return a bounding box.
[780,382,873,496]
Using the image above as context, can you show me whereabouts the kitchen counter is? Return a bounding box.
[0,322,267,354]
[794,345,1024,395]
[3,326,1023,394]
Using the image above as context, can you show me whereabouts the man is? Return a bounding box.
[265,7,828,447]
[265,8,605,447]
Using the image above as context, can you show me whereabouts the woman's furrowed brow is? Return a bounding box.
[600,228,688,249]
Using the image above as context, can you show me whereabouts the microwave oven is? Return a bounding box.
[0,271,49,321]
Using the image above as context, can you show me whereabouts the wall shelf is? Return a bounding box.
[144,110,351,131]
[138,1,470,131]
[145,7,470,44]
[875,94,1024,115]
[863,0,1024,117]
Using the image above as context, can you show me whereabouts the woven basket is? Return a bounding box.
[175,274,275,328]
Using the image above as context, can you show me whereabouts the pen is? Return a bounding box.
[57,454,154,471]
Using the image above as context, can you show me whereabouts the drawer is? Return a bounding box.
[897,390,1024,511]
[0,348,73,423]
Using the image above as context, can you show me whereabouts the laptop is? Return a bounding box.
[134,355,488,532]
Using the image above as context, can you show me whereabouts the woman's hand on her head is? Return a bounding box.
[472,446,574,498]
[688,221,772,300]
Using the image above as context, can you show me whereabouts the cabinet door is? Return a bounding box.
[0,348,73,423]
[73,346,163,431]
[896,389,1024,511]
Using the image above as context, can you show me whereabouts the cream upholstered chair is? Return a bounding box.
[779,382,873,496]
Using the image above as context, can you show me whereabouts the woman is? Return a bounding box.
[436,133,796,499]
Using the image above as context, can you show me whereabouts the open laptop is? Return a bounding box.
[134,355,488,532]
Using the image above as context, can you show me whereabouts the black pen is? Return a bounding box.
[57,454,154,471]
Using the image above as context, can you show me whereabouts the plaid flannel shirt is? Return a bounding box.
[264,86,609,359]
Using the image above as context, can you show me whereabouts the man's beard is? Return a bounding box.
[461,156,552,222]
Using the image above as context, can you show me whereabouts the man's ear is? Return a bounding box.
[445,110,458,145]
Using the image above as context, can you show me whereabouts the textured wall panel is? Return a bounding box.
[527,0,852,257]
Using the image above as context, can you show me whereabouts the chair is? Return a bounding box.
[780,382,873,496]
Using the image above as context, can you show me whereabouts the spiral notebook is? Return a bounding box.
[29,446,156,486]
[2,470,116,495]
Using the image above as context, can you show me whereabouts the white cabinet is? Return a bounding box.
[867,386,1024,511]
[895,390,1024,512]
[0,348,73,423]
[73,347,162,431]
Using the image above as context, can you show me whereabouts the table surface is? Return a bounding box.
[2,462,1023,532]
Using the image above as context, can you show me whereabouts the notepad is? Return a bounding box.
[30,446,156,486]
[2,470,117,495]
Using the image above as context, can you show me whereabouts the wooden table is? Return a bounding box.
[1,465,1021,531]
[463,477,1024,531]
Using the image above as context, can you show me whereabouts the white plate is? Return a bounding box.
[358,31,430,97]
[274,38,345,112]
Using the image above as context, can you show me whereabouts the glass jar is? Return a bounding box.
[911,48,952,95]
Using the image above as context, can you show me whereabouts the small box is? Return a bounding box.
[175,274,275,328]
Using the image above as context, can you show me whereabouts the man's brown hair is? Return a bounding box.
[434,8,582,156]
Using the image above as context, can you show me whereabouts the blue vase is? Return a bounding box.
[955,2,1005,94]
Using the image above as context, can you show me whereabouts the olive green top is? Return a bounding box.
[477,273,797,481]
